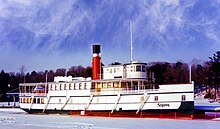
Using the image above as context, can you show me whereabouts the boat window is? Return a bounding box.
[37,98,40,104]
[74,83,76,90]
[182,95,186,101]
[134,86,138,90]
[96,82,102,89]
[41,98,44,104]
[154,85,159,89]
[131,66,134,72]
[79,83,82,89]
[154,96,158,102]
[140,85,144,90]
[59,99,61,103]
[114,82,119,88]
[107,82,112,88]
[64,84,67,90]
[110,69,112,73]
[120,82,126,88]
[103,83,107,88]
[60,84,62,90]
[142,65,146,72]
[136,65,141,72]
[101,83,103,88]
[50,84,53,91]
[114,68,116,73]
[26,86,30,93]
[69,83,72,90]
[91,82,95,89]
[55,84,57,90]
[85,83,87,89]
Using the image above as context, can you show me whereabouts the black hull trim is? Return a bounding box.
[178,101,194,111]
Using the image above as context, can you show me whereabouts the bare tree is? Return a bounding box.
[55,68,66,76]
[19,65,26,83]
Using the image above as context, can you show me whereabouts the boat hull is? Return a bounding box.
[21,109,193,119]
[21,101,194,119]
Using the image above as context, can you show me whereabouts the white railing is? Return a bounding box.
[19,93,47,97]
[90,88,159,96]
[19,88,160,97]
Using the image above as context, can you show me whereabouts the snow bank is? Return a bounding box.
[0,108,220,129]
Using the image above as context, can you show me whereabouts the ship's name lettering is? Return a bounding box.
[157,103,170,107]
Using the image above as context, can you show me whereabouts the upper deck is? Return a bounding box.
[19,76,193,98]
[19,77,152,96]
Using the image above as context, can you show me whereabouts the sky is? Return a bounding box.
[0,0,220,72]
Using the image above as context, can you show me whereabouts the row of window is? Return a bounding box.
[130,65,146,72]
[106,67,121,73]
[20,98,44,104]
[49,83,89,91]
[106,65,147,73]
[20,98,67,104]
[154,95,186,102]
[50,83,158,91]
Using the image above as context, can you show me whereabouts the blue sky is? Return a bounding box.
[0,0,220,72]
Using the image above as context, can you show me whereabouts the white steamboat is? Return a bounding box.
[19,45,194,118]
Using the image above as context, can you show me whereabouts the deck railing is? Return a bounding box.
[19,93,47,97]
[90,88,159,95]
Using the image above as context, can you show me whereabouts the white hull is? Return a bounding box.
[19,82,194,116]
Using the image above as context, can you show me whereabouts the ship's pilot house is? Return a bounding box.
[103,61,147,80]
[99,61,149,91]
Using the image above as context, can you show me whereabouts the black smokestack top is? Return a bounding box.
[93,45,100,54]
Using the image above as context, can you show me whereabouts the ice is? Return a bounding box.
[0,108,220,129]
[195,96,220,106]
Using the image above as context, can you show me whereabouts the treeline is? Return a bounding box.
[0,66,92,101]
[147,51,220,99]
[0,51,220,101]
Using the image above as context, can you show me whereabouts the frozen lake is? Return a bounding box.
[0,108,219,129]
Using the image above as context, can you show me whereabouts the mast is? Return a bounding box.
[130,20,133,62]
[189,64,192,83]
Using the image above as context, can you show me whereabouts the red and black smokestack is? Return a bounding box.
[92,44,101,80]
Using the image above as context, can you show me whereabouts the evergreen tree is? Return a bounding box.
[0,70,10,101]
[208,51,220,98]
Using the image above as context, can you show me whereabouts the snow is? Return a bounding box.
[195,96,220,106]
[0,102,19,107]
[0,108,220,129]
